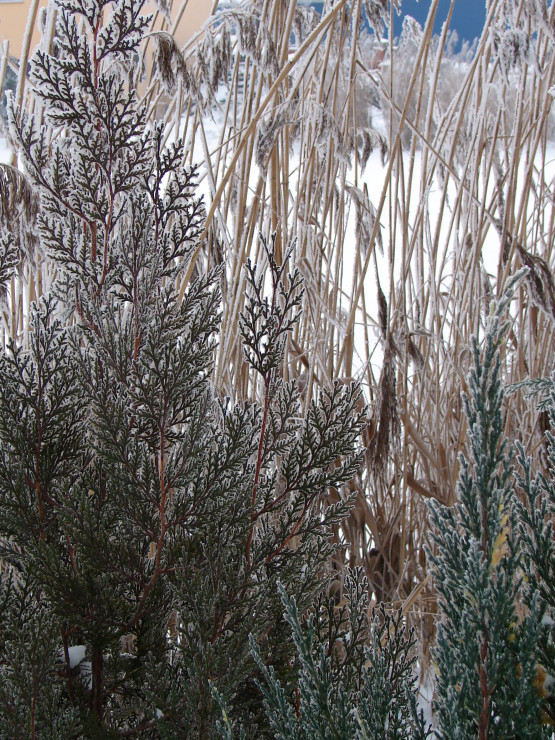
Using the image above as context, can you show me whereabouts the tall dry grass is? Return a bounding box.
[3,0,555,669]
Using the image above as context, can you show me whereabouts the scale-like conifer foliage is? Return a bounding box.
[0,0,365,736]
[427,273,547,739]
[513,375,555,726]
[246,572,430,740]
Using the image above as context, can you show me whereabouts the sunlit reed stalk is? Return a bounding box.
[5,0,555,671]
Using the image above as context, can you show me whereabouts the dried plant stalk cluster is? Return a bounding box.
[3,0,555,666]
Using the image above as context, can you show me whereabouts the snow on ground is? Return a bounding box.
[3,110,555,388]
[0,137,10,163]
[182,103,555,388]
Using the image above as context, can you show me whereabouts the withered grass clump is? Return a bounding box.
[4,0,555,668]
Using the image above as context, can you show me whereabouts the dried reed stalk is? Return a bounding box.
[5,0,555,672]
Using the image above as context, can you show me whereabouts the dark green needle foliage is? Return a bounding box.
[354,603,430,740]
[427,272,547,740]
[0,0,366,736]
[0,298,86,737]
[0,573,81,738]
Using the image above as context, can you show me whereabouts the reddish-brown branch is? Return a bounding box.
[256,478,292,518]
[133,331,142,362]
[92,13,101,89]
[36,480,44,541]
[157,424,167,557]
[66,534,77,575]
[75,291,101,337]
[245,374,271,570]
[210,586,235,644]
[35,379,44,540]
[30,681,37,739]
[479,637,490,740]
[95,178,114,296]
[132,240,141,361]
[61,629,75,701]
[91,644,103,720]
[265,501,309,564]
[90,220,98,263]
[91,14,101,267]
[126,419,168,631]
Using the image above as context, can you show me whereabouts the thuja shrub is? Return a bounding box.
[427,273,548,739]
[513,373,555,726]
[0,0,366,736]
[243,571,431,740]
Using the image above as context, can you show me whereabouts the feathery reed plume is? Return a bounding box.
[0,162,37,227]
[0,162,38,265]
[516,242,555,322]
[151,31,188,94]
[367,336,400,473]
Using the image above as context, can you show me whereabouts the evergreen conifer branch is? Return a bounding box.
[514,376,555,725]
[0,0,366,733]
[427,269,548,738]
[248,572,431,740]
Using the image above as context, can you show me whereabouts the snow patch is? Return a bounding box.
[59,644,86,669]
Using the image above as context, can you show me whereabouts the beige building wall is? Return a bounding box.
[0,0,210,59]
[0,0,47,59]
[146,0,212,47]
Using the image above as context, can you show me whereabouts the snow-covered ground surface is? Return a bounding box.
[0,137,9,163]
[3,109,555,385]
[178,104,555,387]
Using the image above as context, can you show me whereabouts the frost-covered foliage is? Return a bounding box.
[214,570,430,740]
[380,1,555,150]
[0,0,366,735]
[491,0,552,79]
[427,272,548,739]
[0,56,16,125]
[151,2,279,110]
[514,375,555,725]
[380,23,476,151]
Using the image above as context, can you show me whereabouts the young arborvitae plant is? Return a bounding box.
[513,375,555,725]
[0,0,365,736]
[238,570,431,740]
[427,272,547,740]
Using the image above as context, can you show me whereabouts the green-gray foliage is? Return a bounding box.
[427,272,547,739]
[514,376,555,725]
[244,572,431,740]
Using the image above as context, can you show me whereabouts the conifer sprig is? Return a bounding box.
[427,270,547,739]
[249,572,431,740]
[514,377,555,724]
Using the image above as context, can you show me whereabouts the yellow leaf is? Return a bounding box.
[491,521,509,568]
